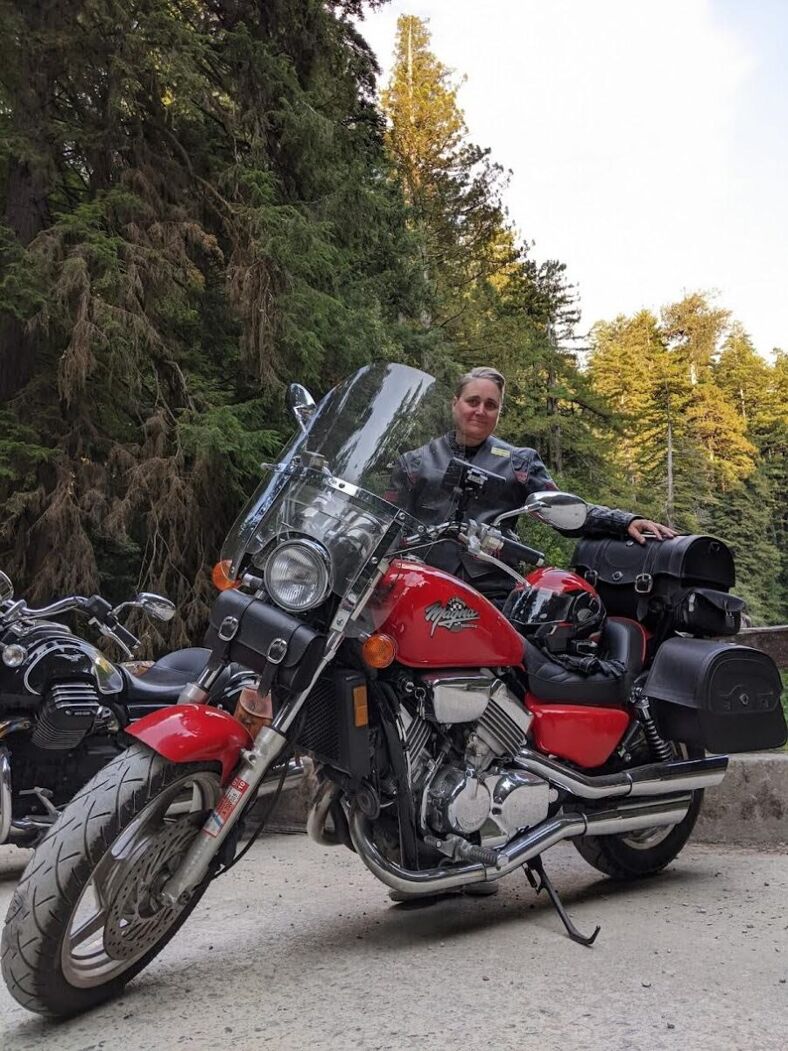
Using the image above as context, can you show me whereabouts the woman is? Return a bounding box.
[390,366,674,606]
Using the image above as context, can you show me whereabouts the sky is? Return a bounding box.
[359,0,788,355]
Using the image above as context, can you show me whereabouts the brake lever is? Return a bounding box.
[457,526,527,585]
[92,620,138,659]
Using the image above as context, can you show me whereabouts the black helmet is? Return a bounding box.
[504,567,605,654]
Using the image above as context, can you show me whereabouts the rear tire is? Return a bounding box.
[1,743,221,1017]
[573,745,704,879]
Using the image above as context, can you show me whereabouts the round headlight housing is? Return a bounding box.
[264,539,332,612]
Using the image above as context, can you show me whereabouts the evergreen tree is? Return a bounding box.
[0,0,426,647]
[589,294,783,622]
[380,13,612,520]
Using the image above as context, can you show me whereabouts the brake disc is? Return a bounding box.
[104,818,199,961]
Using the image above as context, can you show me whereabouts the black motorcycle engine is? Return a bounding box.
[31,680,102,750]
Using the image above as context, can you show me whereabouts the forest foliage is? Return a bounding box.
[0,4,784,646]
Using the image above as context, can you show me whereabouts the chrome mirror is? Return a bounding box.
[523,491,588,531]
[136,593,177,622]
[0,571,13,602]
[287,383,316,434]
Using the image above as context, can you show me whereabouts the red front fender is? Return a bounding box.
[127,705,253,784]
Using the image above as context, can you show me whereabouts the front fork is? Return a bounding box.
[161,550,393,904]
[161,722,290,903]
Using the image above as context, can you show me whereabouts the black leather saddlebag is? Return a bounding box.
[570,534,737,629]
[645,637,787,753]
[670,588,746,637]
[205,589,326,694]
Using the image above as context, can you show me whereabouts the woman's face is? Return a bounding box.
[452,379,502,445]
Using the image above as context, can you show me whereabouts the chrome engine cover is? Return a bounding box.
[420,672,493,723]
[425,765,551,840]
[482,770,551,843]
[427,766,491,836]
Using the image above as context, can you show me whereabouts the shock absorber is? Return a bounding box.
[632,687,674,762]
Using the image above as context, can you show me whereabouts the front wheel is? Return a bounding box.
[2,743,221,1017]
[573,745,704,879]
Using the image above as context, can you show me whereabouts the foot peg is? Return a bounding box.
[524,855,600,947]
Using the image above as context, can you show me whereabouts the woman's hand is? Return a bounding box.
[627,518,676,544]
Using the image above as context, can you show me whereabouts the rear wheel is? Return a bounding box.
[2,743,221,1017]
[573,744,704,879]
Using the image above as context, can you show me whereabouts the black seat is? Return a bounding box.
[525,618,647,706]
[122,647,248,714]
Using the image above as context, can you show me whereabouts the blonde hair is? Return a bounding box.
[455,366,505,401]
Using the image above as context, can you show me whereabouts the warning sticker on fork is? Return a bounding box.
[202,776,250,838]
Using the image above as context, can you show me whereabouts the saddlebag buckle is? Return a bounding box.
[634,573,653,594]
[218,615,240,642]
[266,638,288,665]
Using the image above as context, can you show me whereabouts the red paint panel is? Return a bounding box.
[127,704,252,784]
[524,566,599,595]
[527,698,630,768]
[371,559,524,668]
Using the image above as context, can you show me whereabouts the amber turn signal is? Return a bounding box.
[212,559,240,591]
[362,633,397,669]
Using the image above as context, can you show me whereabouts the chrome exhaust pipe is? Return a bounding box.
[0,747,11,846]
[515,750,727,801]
[306,781,343,846]
[348,793,692,895]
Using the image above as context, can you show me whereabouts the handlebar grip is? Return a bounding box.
[106,619,139,651]
[498,536,545,567]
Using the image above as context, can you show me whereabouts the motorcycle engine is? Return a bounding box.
[401,673,553,846]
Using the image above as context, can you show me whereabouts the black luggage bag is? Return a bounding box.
[645,637,787,753]
[570,534,742,635]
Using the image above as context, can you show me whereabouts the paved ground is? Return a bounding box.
[0,835,785,1051]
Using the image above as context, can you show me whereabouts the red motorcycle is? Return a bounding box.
[3,363,785,1017]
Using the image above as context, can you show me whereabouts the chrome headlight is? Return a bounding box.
[264,539,331,612]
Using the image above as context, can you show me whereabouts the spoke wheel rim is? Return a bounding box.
[61,770,220,989]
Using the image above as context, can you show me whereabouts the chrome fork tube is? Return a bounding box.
[0,747,11,846]
[161,627,350,903]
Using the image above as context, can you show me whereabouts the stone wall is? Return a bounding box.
[734,625,788,666]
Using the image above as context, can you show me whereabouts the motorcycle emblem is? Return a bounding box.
[424,598,480,637]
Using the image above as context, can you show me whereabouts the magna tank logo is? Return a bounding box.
[424,598,480,637]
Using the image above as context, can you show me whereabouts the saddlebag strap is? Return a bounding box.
[634,540,665,619]
[257,637,289,697]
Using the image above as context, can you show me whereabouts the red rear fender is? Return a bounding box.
[127,705,252,784]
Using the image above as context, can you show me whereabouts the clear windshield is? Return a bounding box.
[222,363,453,595]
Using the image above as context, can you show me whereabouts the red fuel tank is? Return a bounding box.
[370,559,524,669]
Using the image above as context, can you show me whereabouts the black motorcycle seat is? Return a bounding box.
[122,648,247,710]
[525,618,647,707]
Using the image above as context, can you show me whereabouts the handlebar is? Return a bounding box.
[496,535,545,568]
[1,592,142,656]
[401,520,545,571]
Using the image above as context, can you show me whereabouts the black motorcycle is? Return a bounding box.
[0,570,259,847]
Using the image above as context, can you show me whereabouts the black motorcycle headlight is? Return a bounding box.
[264,539,332,612]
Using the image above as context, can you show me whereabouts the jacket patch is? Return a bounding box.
[490,446,510,458]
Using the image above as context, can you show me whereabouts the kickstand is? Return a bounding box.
[524,856,600,947]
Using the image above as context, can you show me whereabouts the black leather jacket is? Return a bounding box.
[388,432,637,595]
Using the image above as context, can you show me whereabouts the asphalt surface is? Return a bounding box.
[0,835,785,1051]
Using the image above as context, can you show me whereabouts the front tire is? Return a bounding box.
[2,743,221,1017]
